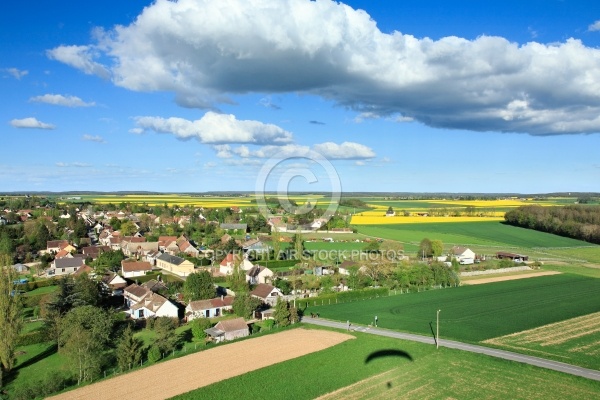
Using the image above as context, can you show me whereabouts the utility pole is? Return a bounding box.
[436,309,441,349]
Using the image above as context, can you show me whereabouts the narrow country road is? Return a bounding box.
[302,317,600,382]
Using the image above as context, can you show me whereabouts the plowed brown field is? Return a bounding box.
[462,270,561,285]
[48,328,353,400]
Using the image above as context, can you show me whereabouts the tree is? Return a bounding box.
[191,318,213,341]
[116,325,143,371]
[73,273,100,307]
[60,305,114,384]
[183,271,215,302]
[34,222,51,251]
[93,250,125,274]
[418,238,432,259]
[273,297,291,327]
[153,317,178,353]
[293,232,304,260]
[363,241,380,253]
[431,240,444,258]
[270,229,282,260]
[0,254,23,388]
[227,263,248,294]
[120,220,137,237]
[232,292,261,319]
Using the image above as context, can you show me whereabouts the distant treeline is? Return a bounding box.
[339,198,369,208]
[504,205,600,244]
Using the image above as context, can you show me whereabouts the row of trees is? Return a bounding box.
[505,205,600,244]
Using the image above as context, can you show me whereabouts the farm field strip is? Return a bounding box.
[311,275,600,356]
[177,329,600,400]
[47,329,353,400]
[462,271,562,285]
[351,215,504,225]
[355,221,598,249]
[484,312,600,369]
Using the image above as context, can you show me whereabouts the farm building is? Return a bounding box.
[204,317,249,343]
[496,252,529,261]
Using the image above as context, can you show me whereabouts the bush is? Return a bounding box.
[16,330,48,346]
[11,371,73,400]
[148,345,161,363]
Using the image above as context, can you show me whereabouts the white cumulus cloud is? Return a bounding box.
[46,45,110,79]
[30,94,95,107]
[134,111,293,144]
[589,20,600,32]
[313,142,376,159]
[48,0,600,135]
[10,117,55,129]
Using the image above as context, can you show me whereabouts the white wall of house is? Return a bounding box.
[155,301,179,318]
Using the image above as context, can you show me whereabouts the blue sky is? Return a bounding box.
[2,0,600,194]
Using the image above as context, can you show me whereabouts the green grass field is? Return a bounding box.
[172,327,600,400]
[311,275,600,363]
[356,221,595,248]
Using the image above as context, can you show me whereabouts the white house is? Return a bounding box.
[185,296,234,320]
[245,265,273,285]
[451,246,475,262]
[121,260,153,278]
[129,292,179,319]
[47,258,84,277]
[250,283,284,306]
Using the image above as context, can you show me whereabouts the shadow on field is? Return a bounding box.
[364,349,413,364]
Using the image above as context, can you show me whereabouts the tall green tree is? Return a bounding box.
[183,270,215,302]
[273,297,291,327]
[59,305,114,385]
[34,222,51,251]
[270,228,282,260]
[431,240,444,258]
[154,317,178,353]
[418,238,432,259]
[293,232,304,260]
[232,292,261,319]
[73,273,100,307]
[116,325,143,371]
[0,254,23,388]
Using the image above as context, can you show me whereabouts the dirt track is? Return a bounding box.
[48,328,353,400]
[462,270,561,285]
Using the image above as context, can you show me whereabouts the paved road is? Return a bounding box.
[302,317,600,382]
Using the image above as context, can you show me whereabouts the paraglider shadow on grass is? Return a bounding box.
[364,349,414,390]
[364,349,414,364]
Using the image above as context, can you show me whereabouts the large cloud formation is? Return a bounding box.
[48,0,600,135]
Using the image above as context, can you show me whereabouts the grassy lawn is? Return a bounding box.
[172,327,600,400]
[20,320,44,334]
[7,342,67,392]
[311,274,600,368]
[23,285,59,296]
